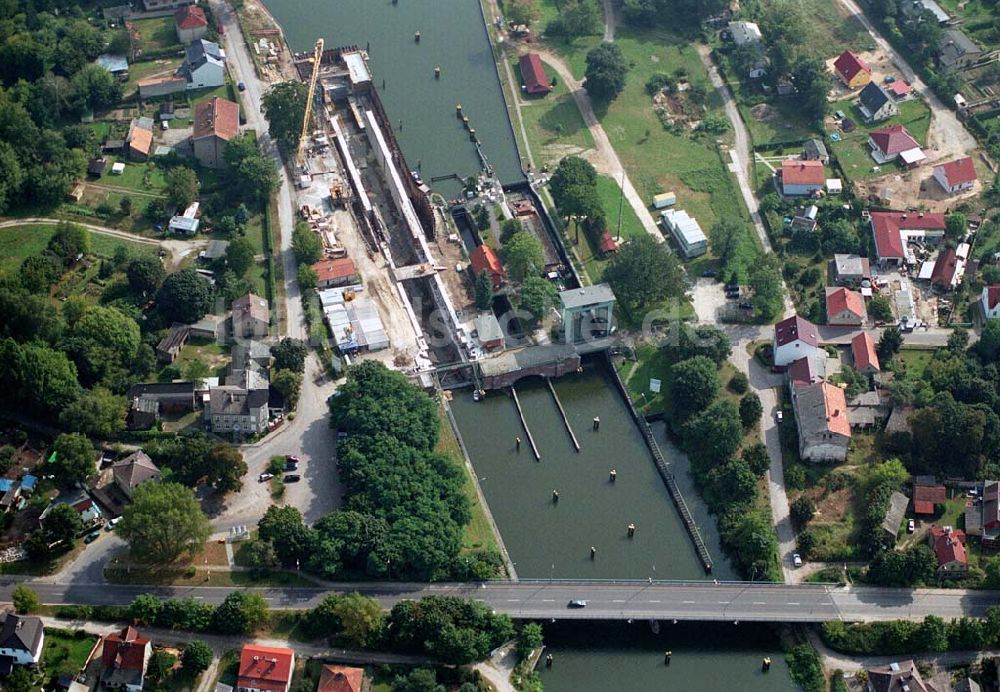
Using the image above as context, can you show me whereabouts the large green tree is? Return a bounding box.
[157,268,214,324]
[602,234,684,317]
[503,231,544,283]
[118,482,211,564]
[212,591,269,635]
[669,356,719,419]
[332,592,385,647]
[271,338,308,373]
[58,387,126,438]
[51,432,95,484]
[549,156,602,222]
[292,222,323,264]
[165,167,199,210]
[748,254,784,321]
[126,255,166,296]
[682,399,743,470]
[584,43,629,101]
[263,81,308,155]
[518,275,558,321]
[48,222,91,264]
[225,237,256,277]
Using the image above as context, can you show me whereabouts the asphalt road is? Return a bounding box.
[6,579,999,623]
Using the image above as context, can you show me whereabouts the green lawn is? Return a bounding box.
[131,16,183,53]
[104,159,169,194]
[518,58,595,166]
[737,97,818,145]
[41,629,98,683]
[0,224,154,273]
[894,348,934,380]
[123,57,184,96]
[796,0,876,56]
[827,98,933,182]
[576,175,647,280]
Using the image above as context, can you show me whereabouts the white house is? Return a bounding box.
[933,156,977,194]
[982,285,1000,320]
[773,315,820,368]
[659,208,707,258]
[0,613,44,666]
[858,82,897,123]
[779,160,825,196]
[728,21,762,46]
[179,39,225,90]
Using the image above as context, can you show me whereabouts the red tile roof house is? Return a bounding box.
[318,664,365,692]
[772,315,820,368]
[930,246,963,291]
[174,5,208,44]
[929,525,969,577]
[791,379,851,462]
[519,53,552,96]
[867,124,925,166]
[888,80,912,101]
[933,156,977,194]
[825,286,866,326]
[981,285,1000,320]
[833,50,871,88]
[469,244,506,290]
[237,645,295,692]
[192,96,240,169]
[869,211,946,266]
[913,484,946,515]
[312,257,359,289]
[100,626,152,692]
[851,332,880,374]
[778,159,825,196]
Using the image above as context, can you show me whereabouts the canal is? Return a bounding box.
[263,0,523,195]
[449,360,737,582]
[535,621,797,691]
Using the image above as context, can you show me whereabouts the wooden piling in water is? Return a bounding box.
[510,386,541,461]
[546,377,580,452]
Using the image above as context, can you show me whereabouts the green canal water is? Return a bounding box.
[262,0,523,193]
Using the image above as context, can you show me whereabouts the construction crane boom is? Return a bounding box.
[296,37,324,170]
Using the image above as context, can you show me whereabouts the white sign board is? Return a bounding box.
[649,378,662,393]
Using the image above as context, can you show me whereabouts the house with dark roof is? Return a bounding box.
[930,247,963,290]
[954,678,982,692]
[851,332,880,374]
[87,157,108,178]
[834,254,871,286]
[0,613,44,667]
[869,211,946,266]
[834,50,871,88]
[791,379,851,462]
[933,156,977,194]
[981,285,1000,320]
[929,525,968,577]
[205,386,269,435]
[126,382,196,430]
[882,491,910,544]
[938,29,982,72]
[867,124,924,166]
[519,53,552,96]
[179,39,225,89]
[786,355,826,385]
[867,660,935,692]
[318,665,364,692]
[772,315,820,367]
[232,293,270,339]
[913,484,946,515]
[100,626,152,692]
[156,323,191,363]
[469,244,506,291]
[779,160,825,196]
[966,480,1000,546]
[113,451,161,500]
[825,287,866,326]
[802,138,828,163]
[858,82,897,122]
[193,96,240,169]
[175,5,208,44]
[237,645,295,692]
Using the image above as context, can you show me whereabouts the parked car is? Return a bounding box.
[286,455,300,463]
[907,519,915,533]
[84,531,101,544]
[284,461,298,471]
[792,553,802,568]
[105,517,122,532]
[567,600,588,608]
[258,472,273,482]
[284,474,301,483]
[238,81,246,91]
[775,410,783,423]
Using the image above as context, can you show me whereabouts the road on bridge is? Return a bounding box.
[4,580,997,623]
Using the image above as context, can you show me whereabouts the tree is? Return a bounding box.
[549,156,601,221]
[547,0,601,37]
[67,305,141,386]
[683,399,743,470]
[44,502,85,544]
[584,43,629,101]
[258,505,317,567]
[272,338,308,373]
[669,356,719,419]
[518,275,558,321]
[506,0,541,24]
[499,218,523,244]
[503,231,544,283]
[126,254,165,295]
[710,217,749,277]
[165,167,199,210]
[292,223,323,264]
[332,592,385,647]
[20,253,62,292]
[48,222,91,265]
[739,392,763,429]
[474,270,493,310]
[729,371,749,394]
[212,591,269,635]
[878,326,904,361]
[157,268,214,324]
[205,444,247,494]
[986,555,1000,589]
[517,622,544,660]
[914,615,949,652]
[58,387,126,438]
[663,324,731,366]
[297,264,317,290]
[790,496,815,528]
[272,369,303,409]
[51,432,95,484]
[742,442,771,477]
[947,327,969,353]
[241,537,279,575]
[393,669,444,692]
[226,237,256,277]
[120,196,133,216]
[182,641,213,673]
[263,81,308,154]
[386,596,514,664]
[129,594,163,625]
[868,294,894,322]
[748,254,784,321]
[147,650,177,683]
[3,665,33,692]
[69,63,122,112]
[118,482,211,564]
[820,219,860,255]
[12,584,39,614]
[603,234,684,317]
[946,213,968,239]
[9,341,81,417]
[791,55,831,123]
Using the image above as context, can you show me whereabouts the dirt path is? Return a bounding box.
[530,49,662,240]
[85,182,168,199]
[834,0,977,163]
[602,0,617,42]
[0,217,161,245]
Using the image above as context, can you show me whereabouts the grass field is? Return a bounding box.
[103,159,169,194]
[41,629,98,683]
[0,224,154,273]
[123,57,184,96]
[894,348,934,380]
[518,58,595,166]
[738,97,818,145]
[827,98,933,182]
[796,0,876,56]
[131,16,182,53]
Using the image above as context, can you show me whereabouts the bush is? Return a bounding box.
[785,644,824,692]
[790,496,815,528]
[182,640,213,673]
[739,392,763,429]
[728,371,749,394]
[785,464,806,490]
